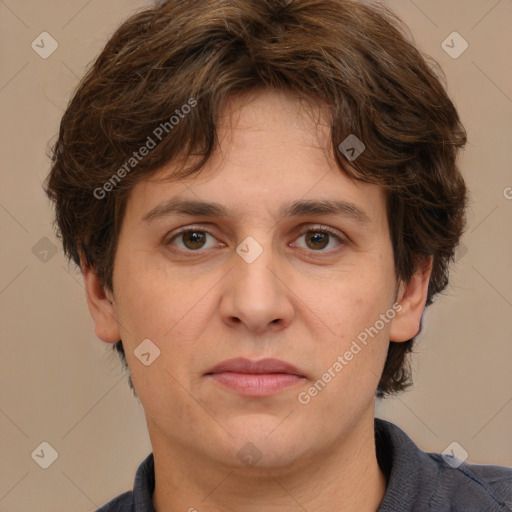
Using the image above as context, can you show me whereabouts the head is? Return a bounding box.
[45,0,466,467]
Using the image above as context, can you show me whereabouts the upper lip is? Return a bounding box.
[205,357,304,376]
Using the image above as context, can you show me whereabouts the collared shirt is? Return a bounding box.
[96,418,512,511]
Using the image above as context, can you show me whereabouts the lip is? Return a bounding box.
[205,357,307,397]
[206,357,304,376]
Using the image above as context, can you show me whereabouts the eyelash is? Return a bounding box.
[165,224,345,254]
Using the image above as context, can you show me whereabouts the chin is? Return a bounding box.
[216,422,310,469]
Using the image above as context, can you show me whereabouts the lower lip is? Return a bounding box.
[208,372,305,396]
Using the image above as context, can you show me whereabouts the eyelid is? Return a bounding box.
[297,223,345,240]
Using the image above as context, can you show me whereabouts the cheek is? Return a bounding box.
[308,268,394,339]
[112,252,217,380]
[112,248,186,338]
[297,270,394,397]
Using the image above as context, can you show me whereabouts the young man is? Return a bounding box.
[44,0,512,510]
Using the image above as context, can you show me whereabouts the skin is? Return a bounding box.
[83,89,431,512]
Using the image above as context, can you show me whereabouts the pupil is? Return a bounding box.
[185,231,205,249]
[308,232,328,250]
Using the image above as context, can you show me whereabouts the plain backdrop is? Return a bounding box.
[1,0,511,510]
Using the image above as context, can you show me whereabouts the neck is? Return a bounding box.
[149,411,386,512]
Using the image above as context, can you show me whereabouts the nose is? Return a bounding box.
[219,237,295,334]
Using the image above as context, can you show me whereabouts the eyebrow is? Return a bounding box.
[142,198,372,225]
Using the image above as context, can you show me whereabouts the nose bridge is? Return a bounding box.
[220,230,294,331]
[233,232,280,294]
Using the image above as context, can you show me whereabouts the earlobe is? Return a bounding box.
[80,256,121,344]
[389,257,433,343]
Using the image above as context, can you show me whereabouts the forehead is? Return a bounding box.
[124,89,387,229]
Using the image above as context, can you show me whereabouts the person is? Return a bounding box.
[44,0,512,510]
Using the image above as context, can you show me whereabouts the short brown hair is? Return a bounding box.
[44,0,467,397]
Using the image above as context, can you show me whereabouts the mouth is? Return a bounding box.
[205,357,307,397]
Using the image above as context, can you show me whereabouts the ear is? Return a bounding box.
[389,256,433,343]
[80,255,121,344]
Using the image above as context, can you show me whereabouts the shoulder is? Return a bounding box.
[95,491,133,511]
[428,453,512,511]
[375,419,512,511]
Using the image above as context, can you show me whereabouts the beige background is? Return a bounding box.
[0,0,511,510]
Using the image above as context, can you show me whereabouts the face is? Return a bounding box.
[85,89,428,471]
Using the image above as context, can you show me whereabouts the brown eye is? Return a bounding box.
[181,231,207,250]
[166,228,217,252]
[305,231,330,250]
[294,226,344,252]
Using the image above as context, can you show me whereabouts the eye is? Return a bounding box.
[165,227,219,252]
[293,225,345,252]
[165,224,345,254]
